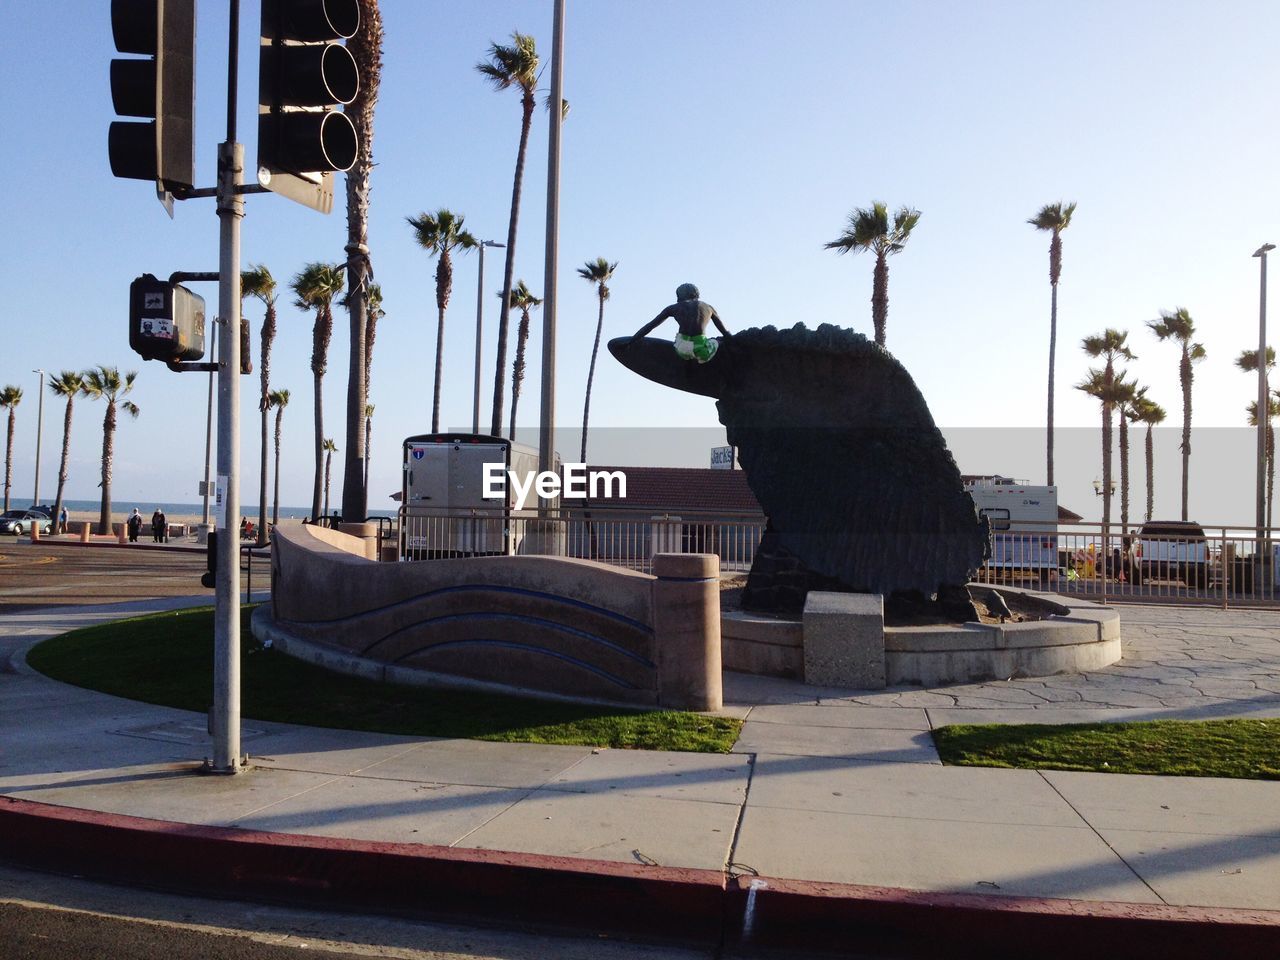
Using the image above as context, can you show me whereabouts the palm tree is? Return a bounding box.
[1148,308,1206,521]
[268,389,290,528]
[322,438,338,521]
[363,283,384,389]
[1028,201,1077,487]
[506,280,543,441]
[49,371,84,534]
[824,202,921,347]
[242,264,277,545]
[1115,380,1141,536]
[407,209,478,432]
[0,386,21,512]
[1237,346,1276,529]
[363,403,375,492]
[341,0,385,526]
[80,367,139,535]
[1130,393,1167,523]
[291,262,346,521]
[1080,329,1136,533]
[578,258,618,463]
[477,31,539,436]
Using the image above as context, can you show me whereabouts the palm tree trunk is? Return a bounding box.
[3,410,14,512]
[99,402,116,536]
[431,301,447,434]
[871,254,889,347]
[490,90,536,437]
[430,248,450,435]
[1101,402,1113,532]
[1268,421,1275,531]
[273,409,283,527]
[364,411,372,492]
[312,373,324,521]
[53,397,73,534]
[1180,350,1192,522]
[324,451,332,520]
[1145,423,1155,523]
[340,0,382,526]
[1046,282,1057,486]
[581,293,606,463]
[257,307,275,546]
[258,405,270,545]
[1119,412,1130,536]
[510,309,531,442]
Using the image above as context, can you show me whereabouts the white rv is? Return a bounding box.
[400,433,542,559]
[965,477,1059,582]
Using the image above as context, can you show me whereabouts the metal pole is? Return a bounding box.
[211,141,244,774]
[200,320,216,528]
[1254,245,1272,552]
[473,241,485,434]
[210,0,244,774]
[539,0,565,495]
[31,369,45,506]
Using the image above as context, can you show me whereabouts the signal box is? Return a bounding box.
[128,273,206,362]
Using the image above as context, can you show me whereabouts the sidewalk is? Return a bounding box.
[2,598,1280,956]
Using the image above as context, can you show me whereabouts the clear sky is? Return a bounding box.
[1,1,1277,525]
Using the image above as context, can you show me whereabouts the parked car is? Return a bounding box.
[0,509,55,536]
[1132,520,1209,588]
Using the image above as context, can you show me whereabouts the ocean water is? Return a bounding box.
[8,498,395,521]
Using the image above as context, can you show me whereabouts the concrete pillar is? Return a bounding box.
[651,552,722,711]
[116,523,126,545]
[337,521,379,561]
[803,592,886,688]
[29,522,40,542]
[78,522,91,543]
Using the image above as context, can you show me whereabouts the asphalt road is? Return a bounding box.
[0,540,263,612]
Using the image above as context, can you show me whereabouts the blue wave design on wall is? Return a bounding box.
[361,611,656,669]
[396,639,641,690]
[284,583,653,635]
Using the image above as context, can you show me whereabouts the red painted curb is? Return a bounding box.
[727,874,1280,959]
[0,797,726,943]
[6,796,1280,958]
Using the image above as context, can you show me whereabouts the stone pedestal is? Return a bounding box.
[651,553,722,711]
[803,591,886,688]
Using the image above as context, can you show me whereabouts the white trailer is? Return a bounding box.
[400,433,541,559]
[965,477,1059,582]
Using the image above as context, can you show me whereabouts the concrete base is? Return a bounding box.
[725,587,1122,689]
[722,610,804,679]
[802,592,886,689]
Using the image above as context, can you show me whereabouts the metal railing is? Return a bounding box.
[391,508,1280,607]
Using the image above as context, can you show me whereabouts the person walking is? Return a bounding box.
[151,507,167,543]
[127,508,143,543]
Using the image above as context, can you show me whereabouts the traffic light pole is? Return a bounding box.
[208,0,245,775]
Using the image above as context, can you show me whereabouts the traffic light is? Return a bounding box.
[109,0,196,200]
[257,0,361,213]
[128,274,206,363]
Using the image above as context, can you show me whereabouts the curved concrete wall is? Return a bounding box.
[260,525,721,710]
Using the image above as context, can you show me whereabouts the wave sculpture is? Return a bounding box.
[609,324,988,612]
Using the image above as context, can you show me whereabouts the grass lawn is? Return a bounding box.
[934,720,1280,780]
[26,606,741,753]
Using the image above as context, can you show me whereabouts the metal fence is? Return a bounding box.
[392,508,1280,607]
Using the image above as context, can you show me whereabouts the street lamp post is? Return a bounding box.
[31,369,45,507]
[1253,243,1274,558]
[473,240,504,435]
[539,0,565,495]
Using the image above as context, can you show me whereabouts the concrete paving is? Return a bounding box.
[2,586,1280,941]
